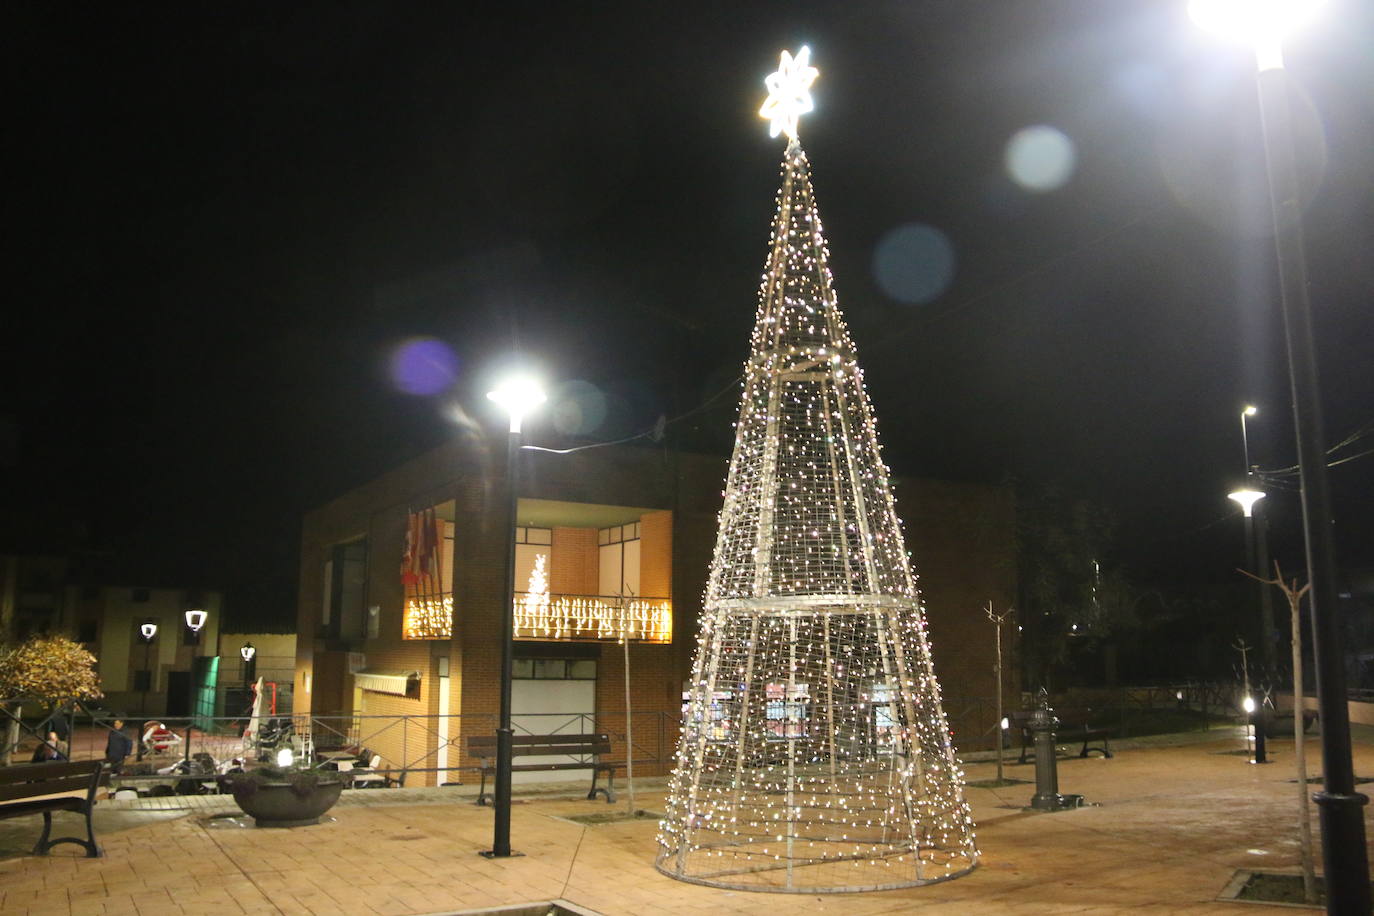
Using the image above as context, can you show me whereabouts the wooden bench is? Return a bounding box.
[467,733,615,805]
[0,760,107,857]
[1009,708,1112,765]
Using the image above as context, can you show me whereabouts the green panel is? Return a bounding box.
[192,656,219,731]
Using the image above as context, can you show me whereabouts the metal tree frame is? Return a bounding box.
[655,139,978,893]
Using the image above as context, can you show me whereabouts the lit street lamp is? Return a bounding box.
[138,620,158,716]
[183,609,209,727]
[1192,1,1369,910]
[1240,404,1258,472]
[241,642,257,687]
[483,373,546,859]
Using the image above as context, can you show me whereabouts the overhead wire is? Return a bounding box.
[520,373,743,456]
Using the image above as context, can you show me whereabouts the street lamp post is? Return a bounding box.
[1228,483,1275,667]
[1192,3,1370,910]
[1240,404,1258,472]
[1237,407,1279,668]
[240,642,257,687]
[138,621,158,717]
[483,375,546,859]
[184,609,207,728]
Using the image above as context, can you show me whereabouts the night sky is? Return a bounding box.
[7,2,1373,630]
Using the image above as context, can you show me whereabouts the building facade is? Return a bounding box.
[295,435,1016,787]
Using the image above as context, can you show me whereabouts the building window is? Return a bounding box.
[402,503,455,640]
[512,658,597,680]
[322,538,368,641]
[76,620,98,644]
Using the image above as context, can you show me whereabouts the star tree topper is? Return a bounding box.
[759,45,819,140]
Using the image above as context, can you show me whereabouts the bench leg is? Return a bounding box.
[476,768,491,806]
[32,810,101,858]
[588,767,615,804]
[32,811,53,856]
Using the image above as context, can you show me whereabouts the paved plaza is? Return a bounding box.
[2,727,1372,915]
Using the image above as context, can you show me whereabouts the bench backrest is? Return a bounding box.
[467,733,612,759]
[1009,707,1098,727]
[0,760,106,804]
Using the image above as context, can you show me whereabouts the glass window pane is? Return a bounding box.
[513,659,534,679]
[534,659,566,679]
[598,528,609,546]
[569,659,597,680]
[529,527,552,545]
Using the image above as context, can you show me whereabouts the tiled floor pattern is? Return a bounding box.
[1,732,1371,915]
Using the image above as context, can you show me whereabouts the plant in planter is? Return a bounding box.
[226,763,343,828]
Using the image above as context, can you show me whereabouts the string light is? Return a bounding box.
[655,50,977,893]
[404,594,453,640]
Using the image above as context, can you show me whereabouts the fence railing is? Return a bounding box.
[3,683,1252,784]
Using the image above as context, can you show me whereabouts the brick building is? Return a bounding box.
[295,434,1016,786]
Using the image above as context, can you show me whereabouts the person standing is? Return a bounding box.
[104,718,133,772]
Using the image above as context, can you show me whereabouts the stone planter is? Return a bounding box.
[229,778,343,828]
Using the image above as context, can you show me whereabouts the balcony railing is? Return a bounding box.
[514,592,672,643]
[403,593,452,640]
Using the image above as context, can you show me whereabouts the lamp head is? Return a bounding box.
[1242,405,1258,417]
[1242,695,1257,714]
[139,621,158,641]
[1228,486,1266,518]
[487,375,546,434]
[184,608,208,633]
[240,642,256,662]
[1188,0,1325,71]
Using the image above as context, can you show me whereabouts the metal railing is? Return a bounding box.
[4,683,1252,786]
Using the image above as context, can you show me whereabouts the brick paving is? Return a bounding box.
[2,727,1372,915]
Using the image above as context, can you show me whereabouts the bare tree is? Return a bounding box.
[985,601,1013,783]
[1240,562,1316,905]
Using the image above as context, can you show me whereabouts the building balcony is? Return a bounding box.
[514,592,671,644]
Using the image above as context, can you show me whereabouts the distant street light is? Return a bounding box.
[1240,404,1259,472]
[483,373,547,859]
[138,620,157,716]
[1191,1,1368,910]
[1227,486,1265,519]
[241,642,257,688]
[182,609,208,727]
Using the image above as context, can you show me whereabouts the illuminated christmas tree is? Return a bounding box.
[656,47,978,893]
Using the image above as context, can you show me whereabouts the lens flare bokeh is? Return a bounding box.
[389,338,460,396]
[872,222,956,305]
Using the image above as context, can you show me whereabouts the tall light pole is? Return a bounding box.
[1192,2,1369,910]
[483,374,546,859]
[1237,406,1279,669]
[1240,404,1258,472]
[184,609,207,727]
[240,642,257,688]
[138,620,158,716]
[1228,485,1274,667]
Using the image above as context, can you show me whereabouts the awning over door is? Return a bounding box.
[354,669,420,696]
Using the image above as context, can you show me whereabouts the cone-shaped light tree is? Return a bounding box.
[655,47,978,893]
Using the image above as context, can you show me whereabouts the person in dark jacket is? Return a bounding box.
[31,730,67,762]
[104,718,134,771]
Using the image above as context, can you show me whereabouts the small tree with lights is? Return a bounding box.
[656,48,977,893]
[0,634,104,765]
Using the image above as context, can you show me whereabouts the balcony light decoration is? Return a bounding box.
[655,48,977,893]
[513,593,672,644]
[402,507,453,639]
